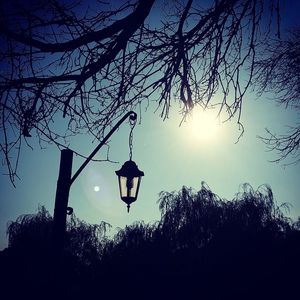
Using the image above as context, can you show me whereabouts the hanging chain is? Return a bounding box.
[129,114,136,160]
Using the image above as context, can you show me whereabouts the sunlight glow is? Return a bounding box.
[187,107,220,141]
[93,185,100,192]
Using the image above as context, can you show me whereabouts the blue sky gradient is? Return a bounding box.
[1,0,300,249]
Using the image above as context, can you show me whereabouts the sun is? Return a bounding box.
[187,107,220,141]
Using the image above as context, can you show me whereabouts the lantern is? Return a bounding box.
[115,160,144,212]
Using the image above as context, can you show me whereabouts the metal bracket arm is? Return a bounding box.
[70,111,137,186]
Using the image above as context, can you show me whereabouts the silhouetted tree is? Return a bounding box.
[6,205,110,263]
[98,183,300,299]
[0,0,282,182]
[255,28,300,164]
[1,206,110,299]
[7,205,53,250]
[1,184,299,299]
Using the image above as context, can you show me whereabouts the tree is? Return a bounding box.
[0,0,281,182]
[255,28,300,164]
[1,206,111,299]
[96,183,300,299]
[1,184,300,299]
[6,205,110,263]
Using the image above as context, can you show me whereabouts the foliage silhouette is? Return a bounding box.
[99,184,300,299]
[1,206,110,299]
[0,0,284,182]
[1,184,299,299]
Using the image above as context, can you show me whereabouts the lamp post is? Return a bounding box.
[52,111,144,258]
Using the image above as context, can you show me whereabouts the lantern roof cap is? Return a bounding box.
[115,160,144,177]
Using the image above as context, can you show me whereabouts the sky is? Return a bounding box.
[1,0,300,250]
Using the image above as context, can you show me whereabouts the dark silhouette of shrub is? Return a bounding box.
[0,206,110,299]
[97,184,300,299]
[1,184,299,299]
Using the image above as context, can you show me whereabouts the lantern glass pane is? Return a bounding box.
[119,176,128,198]
[118,175,142,204]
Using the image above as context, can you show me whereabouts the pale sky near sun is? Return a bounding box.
[1,0,300,250]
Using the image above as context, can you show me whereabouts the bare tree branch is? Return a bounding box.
[255,28,300,164]
[0,0,280,182]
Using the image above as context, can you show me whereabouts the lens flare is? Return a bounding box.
[93,185,100,192]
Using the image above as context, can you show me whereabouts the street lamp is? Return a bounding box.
[116,160,144,212]
[52,111,144,257]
